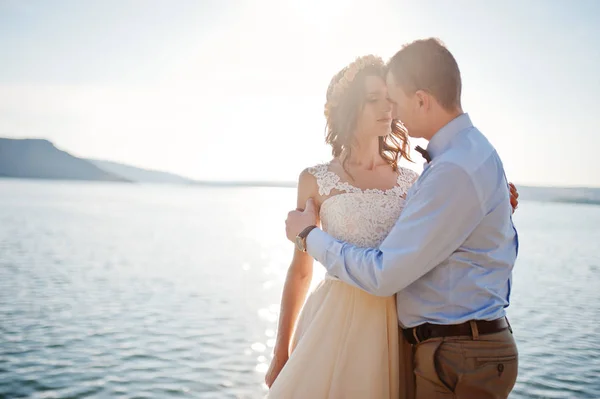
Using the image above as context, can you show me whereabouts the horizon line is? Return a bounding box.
[2,136,600,190]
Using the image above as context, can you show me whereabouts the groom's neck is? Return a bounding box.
[424,107,464,141]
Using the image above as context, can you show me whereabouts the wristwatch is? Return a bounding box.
[295,225,318,252]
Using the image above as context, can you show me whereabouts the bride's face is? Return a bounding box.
[354,76,393,139]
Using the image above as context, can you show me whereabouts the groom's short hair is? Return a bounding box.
[387,38,462,111]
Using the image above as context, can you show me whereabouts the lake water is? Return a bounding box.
[1,179,599,399]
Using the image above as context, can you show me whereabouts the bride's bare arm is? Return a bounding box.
[265,169,319,387]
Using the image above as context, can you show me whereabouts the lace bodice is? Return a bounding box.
[307,163,419,248]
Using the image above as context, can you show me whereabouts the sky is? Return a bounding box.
[1,0,599,187]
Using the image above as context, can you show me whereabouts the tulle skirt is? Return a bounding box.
[267,276,414,399]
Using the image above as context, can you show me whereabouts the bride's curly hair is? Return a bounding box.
[324,55,412,177]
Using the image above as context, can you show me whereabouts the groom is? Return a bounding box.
[285,38,519,399]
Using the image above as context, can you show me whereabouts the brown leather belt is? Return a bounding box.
[403,317,511,345]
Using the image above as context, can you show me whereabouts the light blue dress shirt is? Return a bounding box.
[306,113,519,328]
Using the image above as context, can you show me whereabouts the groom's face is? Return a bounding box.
[386,73,423,138]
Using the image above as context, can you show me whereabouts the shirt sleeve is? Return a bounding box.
[305,161,485,296]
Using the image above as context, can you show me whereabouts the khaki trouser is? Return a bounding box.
[401,326,518,399]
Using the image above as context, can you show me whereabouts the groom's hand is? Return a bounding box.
[285,198,318,242]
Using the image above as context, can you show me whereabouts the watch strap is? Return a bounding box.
[298,225,318,239]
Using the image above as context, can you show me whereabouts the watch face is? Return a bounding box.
[295,236,305,252]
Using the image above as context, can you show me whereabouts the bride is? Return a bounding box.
[265,55,519,398]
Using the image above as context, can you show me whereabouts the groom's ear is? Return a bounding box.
[414,90,429,109]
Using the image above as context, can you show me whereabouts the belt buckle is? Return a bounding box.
[412,328,421,344]
[412,325,432,344]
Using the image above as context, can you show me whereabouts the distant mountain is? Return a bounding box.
[516,185,600,206]
[0,138,129,182]
[87,159,194,184]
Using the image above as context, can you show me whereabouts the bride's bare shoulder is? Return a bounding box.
[297,162,333,207]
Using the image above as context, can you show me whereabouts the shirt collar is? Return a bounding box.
[426,113,473,160]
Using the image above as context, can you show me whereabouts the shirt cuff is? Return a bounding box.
[305,228,335,266]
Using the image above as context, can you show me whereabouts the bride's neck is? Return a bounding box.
[341,136,385,171]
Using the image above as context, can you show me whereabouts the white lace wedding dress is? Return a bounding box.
[267,163,419,399]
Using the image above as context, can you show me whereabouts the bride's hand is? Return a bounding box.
[264,350,289,388]
[509,182,519,213]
